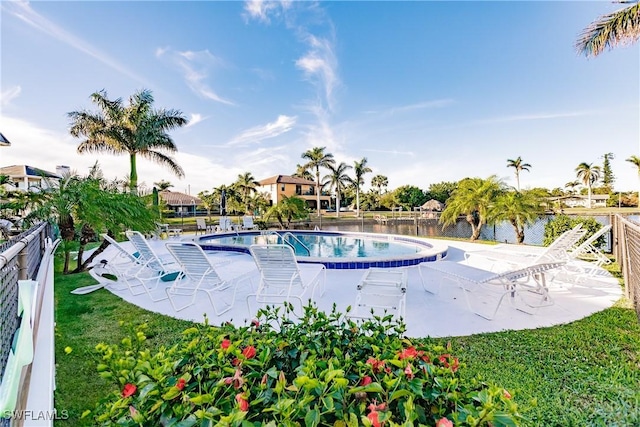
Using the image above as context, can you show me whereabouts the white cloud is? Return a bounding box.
[295,34,339,112]
[2,1,146,84]
[158,47,234,105]
[227,115,297,146]
[471,111,591,125]
[388,99,455,115]
[185,113,205,128]
[243,0,292,23]
[1,86,22,107]
[363,149,415,156]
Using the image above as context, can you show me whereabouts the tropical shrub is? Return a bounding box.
[86,304,522,426]
[543,215,606,248]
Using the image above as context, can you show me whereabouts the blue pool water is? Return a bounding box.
[198,230,448,269]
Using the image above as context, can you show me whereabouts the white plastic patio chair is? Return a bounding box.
[242,216,259,230]
[125,230,181,301]
[248,244,326,313]
[350,268,408,320]
[464,223,586,271]
[568,224,612,269]
[165,242,254,313]
[215,216,238,232]
[74,233,143,294]
[195,218,214,235]
[419,260,566,320]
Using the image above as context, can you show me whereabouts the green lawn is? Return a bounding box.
[53,258,640,426]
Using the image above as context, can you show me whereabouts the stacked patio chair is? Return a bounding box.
[350,268,408,320]
[125,230,181,301]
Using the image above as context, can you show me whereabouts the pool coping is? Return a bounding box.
[197,230,448,269]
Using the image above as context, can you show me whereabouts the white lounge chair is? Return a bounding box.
[125,230,181,301]
[350,268,408,320]
[568,224,612,270]
[165,242,254,313]
[215,216,237,232]
[248,244,326,313]
[419,260,566,320]
[75,234,142,294]
[242,215,259,230]
[464,223,586,272]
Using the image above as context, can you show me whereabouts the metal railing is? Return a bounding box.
[260,230,311,256]
[612,215,640,321]
[0,221,52,426]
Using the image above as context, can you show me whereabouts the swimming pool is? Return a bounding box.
[198,230,448,269]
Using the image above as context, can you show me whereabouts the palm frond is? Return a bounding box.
[139,150,185,178]
[576,2,640,57]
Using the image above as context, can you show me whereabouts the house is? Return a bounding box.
[158,191,203,216]
[257,175,332,210]
[549,194,610,209]
[0,165,61,192]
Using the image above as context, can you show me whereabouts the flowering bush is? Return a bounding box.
[86,304,522,426]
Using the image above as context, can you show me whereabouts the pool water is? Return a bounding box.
[198,230,448,269]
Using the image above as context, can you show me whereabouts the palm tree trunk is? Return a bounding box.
[315,169,321,217]
[356,187,360,216]
[336,191,340,218]
[587,185,592,208]
[130,153,138,195]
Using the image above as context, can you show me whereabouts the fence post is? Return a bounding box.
[18,246,28,281]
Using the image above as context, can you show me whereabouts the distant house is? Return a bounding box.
[158,191,203,216]
[0,165,61,192]
[257,175,332,210]
[549,194,610,209]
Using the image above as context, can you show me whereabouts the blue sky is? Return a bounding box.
[1,0,638,196]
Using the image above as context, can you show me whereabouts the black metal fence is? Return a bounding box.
[0,221,52,426]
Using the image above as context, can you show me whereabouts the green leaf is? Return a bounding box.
[389,389,412,402]
[349,382,384,394]
[189,393,213,405]
[322,396,335,411]
[304,409,320,427]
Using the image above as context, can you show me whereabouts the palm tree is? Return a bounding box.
[576,1,640,57]
[264,195,308,229]
[292,164,314,181]
[322,162,352,218]
[68,89,187,195]
[492,190,543,244]
[371,174,388,195]
[575,162,602,208]
[439,176,505,241]
[153,180,173,191]
[506,156,531,191]
[627,154,640,207]
[234,172,260,214]
[352,157,372,216]
[301,147,335,216]
[564,180,581,195]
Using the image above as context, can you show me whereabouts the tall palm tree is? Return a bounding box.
[301,147,335,216]
[439,176,505,241]
[627,155,640,207]
[575,162,602,208]
[506,156,531,192]
[153,180,173,191]
[68,89,187,195]
[371,174,388,195]
[352,157,372,216]
[322,162,352,218]
[292,164,314,181]
[576,1,640,57]
[234,172,260,214]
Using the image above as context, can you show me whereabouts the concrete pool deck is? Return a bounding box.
[84,237,623,338]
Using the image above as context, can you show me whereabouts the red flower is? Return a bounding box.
[504,389,512,399]
[221,339,231,350]
[404,364,414,380]
[436,417,453,427]
[366,401,386,427]
[223,368,245,389]
[261,374,268,386]
[242,345,257,359]
[122,383,136,398]
[176,378,186,391]
[398,346,418,360]
[360,375,373,386]
[251,319,260,328]
[232,358,241,366]
[235,393,249,411]
[438,354,459,372]
[366,357,385,373]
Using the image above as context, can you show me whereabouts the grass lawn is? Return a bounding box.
[53,257,640,426]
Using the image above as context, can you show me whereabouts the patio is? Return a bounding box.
[86,237,622,338]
